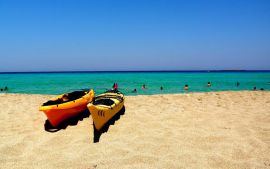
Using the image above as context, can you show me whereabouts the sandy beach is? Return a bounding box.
[0,91,269,169]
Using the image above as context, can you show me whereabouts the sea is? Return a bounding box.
[0,71,269,95]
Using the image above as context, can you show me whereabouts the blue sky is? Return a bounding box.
[0,0,269,71]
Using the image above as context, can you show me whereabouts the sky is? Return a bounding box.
[0,0,270,72]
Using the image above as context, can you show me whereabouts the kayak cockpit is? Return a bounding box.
[42,90,88,106]
[93,98,115,106]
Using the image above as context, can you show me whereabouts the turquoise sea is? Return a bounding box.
[0,71,269,95]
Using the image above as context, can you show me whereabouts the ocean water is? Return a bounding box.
[0,71,269,95]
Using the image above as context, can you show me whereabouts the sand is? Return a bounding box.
[0,91,270,169]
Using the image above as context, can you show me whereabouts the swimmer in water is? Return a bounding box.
[132,88,137,93]
[112,82,118,90]
[160,86,163,90]
[184,84,189,90]
[142,84,147,89]
[207,82,211,87]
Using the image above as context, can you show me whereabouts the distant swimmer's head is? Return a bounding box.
[132,88,137,93]
[184,84,189,90]
[260,88,264,91]
[253,86,257,90]
[4,86,8,90]
[160,86,163,90]
[207,82,211,87]
[0,89,3,91]
[142,84,147,89]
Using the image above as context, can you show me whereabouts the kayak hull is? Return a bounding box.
[40,90,94,127]
[88,91,124,131]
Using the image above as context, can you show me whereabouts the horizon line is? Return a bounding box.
[1,70,270,74]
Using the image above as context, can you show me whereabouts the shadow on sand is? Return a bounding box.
[93,106,126,143]
[44,109,90,132]
[44,106,126,143]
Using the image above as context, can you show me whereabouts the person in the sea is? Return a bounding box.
[132,88,137,93]
[260,88,264,91]
[184,84,189,90]
[160,86,163,90]
[112,83,118,90]
[253,86,257,90]
[207,82,211,87]
[0,88,3,92]
[236,82,240,87]
[142,84,147,89]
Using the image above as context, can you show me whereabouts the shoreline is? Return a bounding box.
[0,90,269,97]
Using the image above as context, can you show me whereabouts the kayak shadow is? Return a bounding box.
[93,106,126,143]
[44,109,90,132]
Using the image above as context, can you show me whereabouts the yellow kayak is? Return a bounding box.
[87,90,124,131]
[40,89,94,127]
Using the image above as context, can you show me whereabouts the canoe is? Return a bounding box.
[40,89,94,127]
[87,90,124,131]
